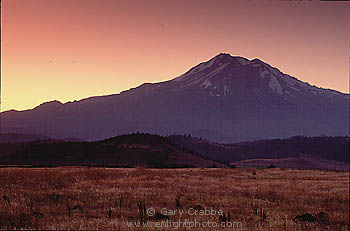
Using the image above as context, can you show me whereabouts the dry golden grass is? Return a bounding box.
[0,167,348,230]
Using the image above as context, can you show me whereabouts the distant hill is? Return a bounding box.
[0,133,224,168]
[0,133,51,143]
[0,133,84,143]
[168,135,350,168]
[231,154,349,171]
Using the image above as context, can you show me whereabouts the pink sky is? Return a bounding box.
[1,0,349,111]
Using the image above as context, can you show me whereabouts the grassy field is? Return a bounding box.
[0,167,348,230]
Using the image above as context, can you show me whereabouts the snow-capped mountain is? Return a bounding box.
[143,53,345,100]
[1,53,349,143]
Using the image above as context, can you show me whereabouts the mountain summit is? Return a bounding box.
[1,53,349,143]
[172,53,344,99]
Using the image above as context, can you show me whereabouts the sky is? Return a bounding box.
[1,0,349,112]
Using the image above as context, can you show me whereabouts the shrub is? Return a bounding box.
[267,164,276,169]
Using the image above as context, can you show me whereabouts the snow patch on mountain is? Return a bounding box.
[260,69,270,79]
[269,75,283,95]
[200,80,212,89]
[173,59,217,82]
[205,63,229,78]
[191,59,216,74]
[224,85,229,97]
[287,85,300,92]
[282,75,299,86]
[267,66,281,76]
[184,63,229,88]
[259,66,283,94]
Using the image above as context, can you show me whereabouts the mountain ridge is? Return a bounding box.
[0,133,223,168]
[168,135,350,164]
[3,53,348,112]
[1,53,349,143]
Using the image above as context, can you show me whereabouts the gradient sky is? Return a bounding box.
[1,0,349,112]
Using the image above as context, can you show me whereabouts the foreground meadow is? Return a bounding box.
[0,167,348,230]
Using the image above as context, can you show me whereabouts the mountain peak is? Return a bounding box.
[170,53,350,99]
[173,53,251,83]
[214,52,233,58]
[34,100,63,110]
[211,53,241,63]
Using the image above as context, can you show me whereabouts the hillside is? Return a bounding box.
[0,133,223,168]
[168,135,350,169]
[231,154,349,171]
